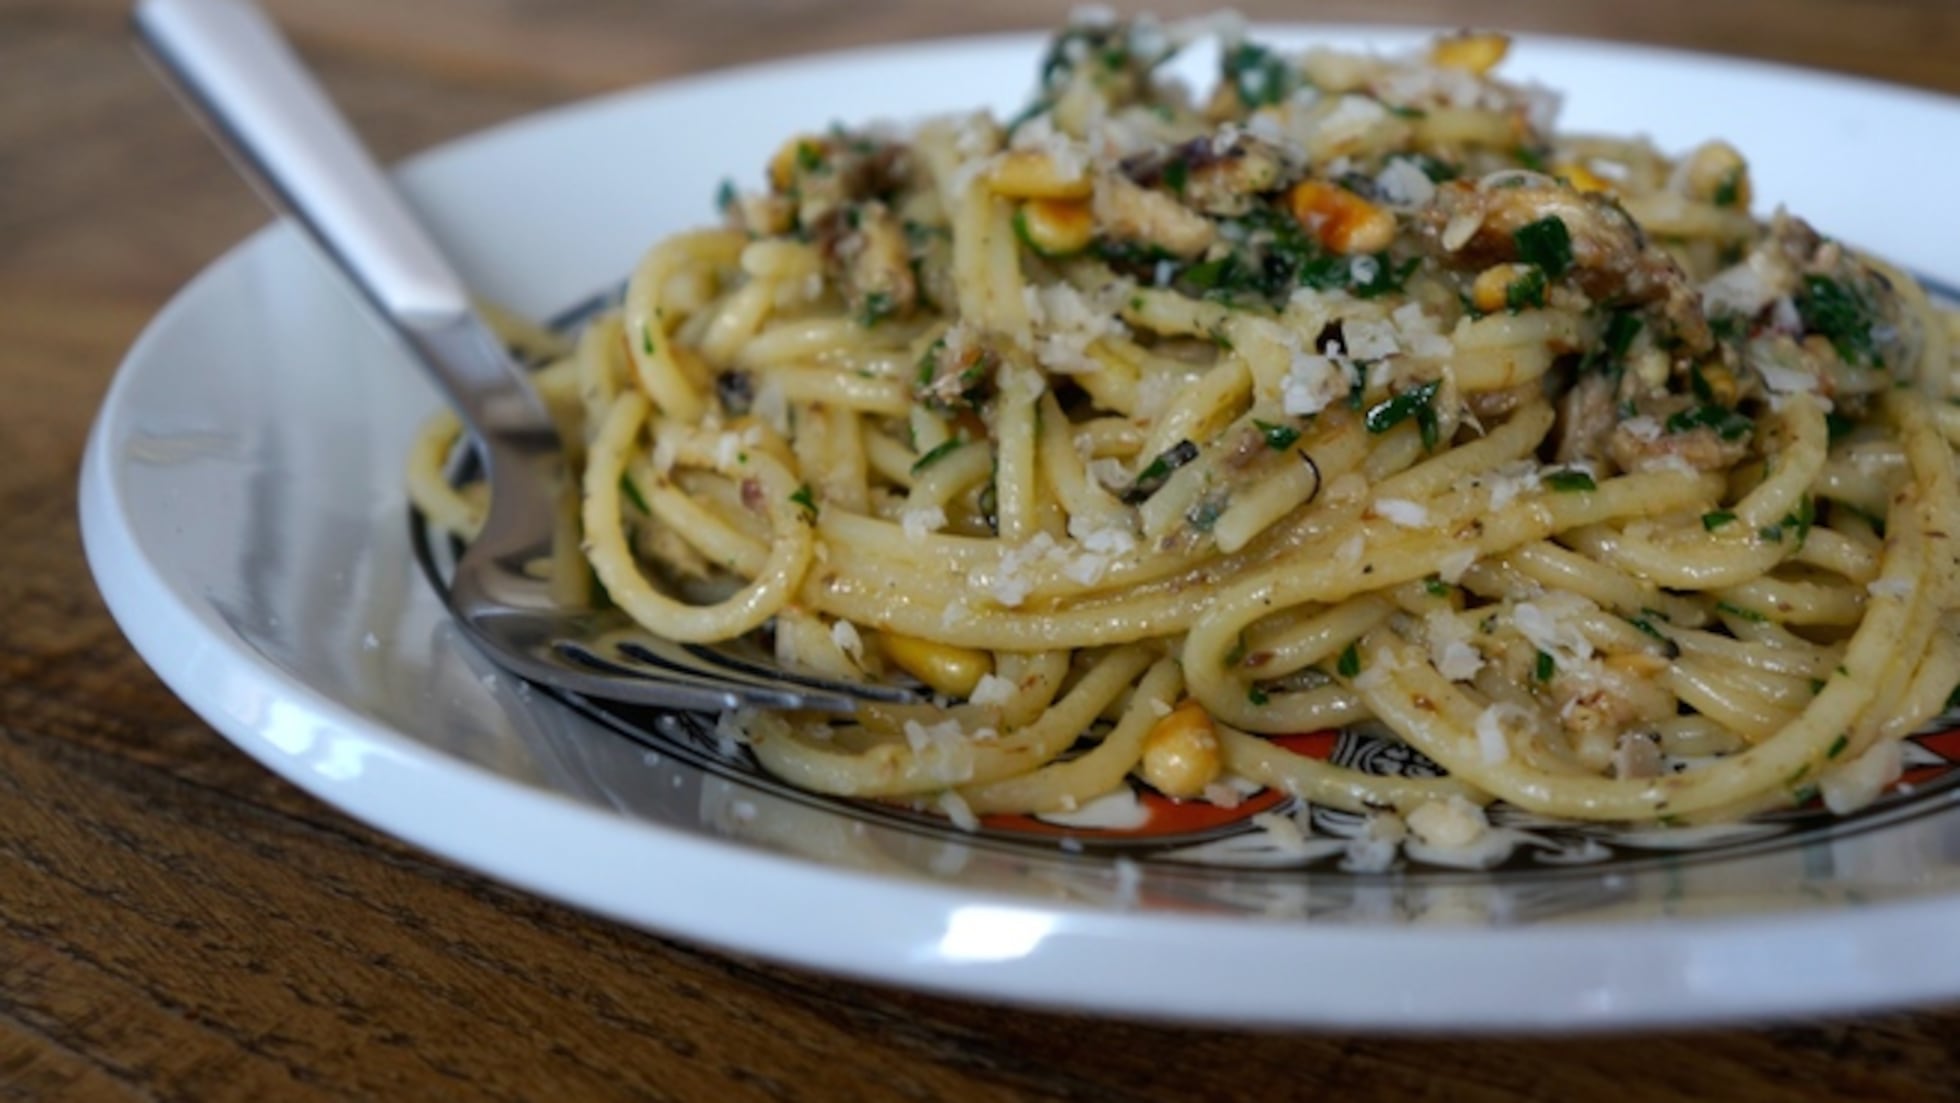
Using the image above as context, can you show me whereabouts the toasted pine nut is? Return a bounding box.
[1014,199,1095,257]
[985,150,1092,200]
[1140,700,1221,800]
[1285,180,1396,255]
[1429,32,1511,75]
[882,633,992,698]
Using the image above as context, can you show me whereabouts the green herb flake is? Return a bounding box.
[640,325,656,356]
[1702,510,1737,532]
[1713,166,1744,208]
[1187,494,1228,533]
[1254,419,1302,451]
[1535,650,1556,682]
[1796,274,1883,369]
[1513,217,1574,279]
[1505,266,1548,311]
[1689,363,1716,403]
[714,178,739,214]
[910,438,964,475]
[618,473,651,515]
[1123,439,1200,504]
[1223,41,1293,108]
[1337,642,1361,679]
[1826,411,1855,443]
[857,290,896,328]
[1224,633,1248,667]
[1784,496,1816,549]
[1543,469,1597,493]
[1407,153,1459,182]
[1363,379,1442,440]
[1162,157,1190,196]
[1716,601,1768,623]
[789,484,818,520]
[1827,734,1850,759]
[1582,311,1643,375]
[794,141,826,173]
[1248,685,1271,706]
[1666,403,1754,442]
[1423,575,1452,597]
[1353,254,1422,300]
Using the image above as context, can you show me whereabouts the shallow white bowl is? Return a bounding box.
[82,27,1960,1029]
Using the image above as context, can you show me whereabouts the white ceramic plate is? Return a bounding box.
[83,27,1960,1030]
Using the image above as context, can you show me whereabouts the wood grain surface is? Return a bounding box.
[5,0,1960,1098]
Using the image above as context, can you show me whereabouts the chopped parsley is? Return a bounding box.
[789,484,818,520]
[1666,403,1754,442]
[1702,510,1737,531]
[1253,419,1302,451]
[640,324,656,356]
[1581,311,1643,375]
[1535,650,1556,682]
[618,473,651,514]
[1348,360,1369,411]
[1827,734,1850,759]
[714,178,738,214]
[794,141,827,173]
[1161,156,1190,197]
[1423,575,1452,597]
[857,291,896,328]
[1505,266,1548,311]
[1715,601,1767,623]
[1337,642,1362,679]
[1713,166,1744,208]
[910,438,964,475]
[1543,469,1597,493]
[1826,411,1856,443]
[1392,152,1460,183]
[1513,217,1574,279]
[1626,613,1675,653]
[1123,439,1200,504]
[1512,145,1550,171]
[1363,379,1442,450]
[1248,684,1271,706]
[1784,496,1816,548]
[1187,494,1228,533]
[1689,363,1717,403]
[1223,40,1293,107]
[1796,274,1883,368]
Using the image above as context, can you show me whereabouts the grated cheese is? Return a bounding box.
[1474,702,1532,765]
[1280,351,1352,417]
[969,673,1017,707]
[1405,796,1489,849]
[1373,498,1430,527]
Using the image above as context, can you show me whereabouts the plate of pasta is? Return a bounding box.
[84,12,1960,1029]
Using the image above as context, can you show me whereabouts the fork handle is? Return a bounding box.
[133,0,470,326]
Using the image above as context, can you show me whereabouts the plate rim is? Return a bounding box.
[81,25,1960,1030]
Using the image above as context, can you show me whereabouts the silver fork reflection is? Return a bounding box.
[133,0,908,712]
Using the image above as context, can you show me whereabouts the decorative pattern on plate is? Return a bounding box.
[568,699,1960,875]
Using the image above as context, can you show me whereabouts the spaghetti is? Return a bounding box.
[411,14,1960,849]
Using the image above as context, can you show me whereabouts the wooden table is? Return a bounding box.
[6,0,1960,1097]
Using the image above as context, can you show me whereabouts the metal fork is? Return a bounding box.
[134,0,904,712]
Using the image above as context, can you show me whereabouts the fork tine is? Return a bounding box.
[554,640,854,712]
[673,641,921,704]
[611,635,911,705]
